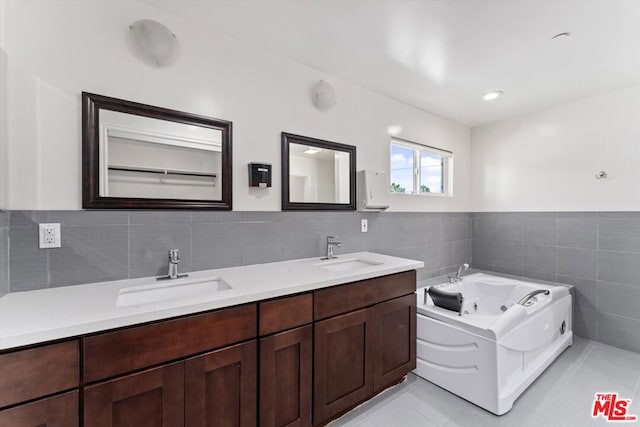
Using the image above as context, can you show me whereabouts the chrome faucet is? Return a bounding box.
[324,236,342,260]
[448,263,469,283]
[157,249,189,281]
[518,289,550,306]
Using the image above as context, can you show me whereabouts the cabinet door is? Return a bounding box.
[84,362,184,427]
[313,308,375,425]
[185,340,257,427]
[260,325,312,427]
[0,391,78,427]
[373,294,416,391]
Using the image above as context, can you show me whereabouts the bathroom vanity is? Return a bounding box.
[0,252,421,427]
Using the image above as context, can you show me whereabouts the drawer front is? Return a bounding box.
[0,340,79,408]
[0,391,78,427]
[314,270,416,320]
[259,293,313,336]
[84,304,257,383]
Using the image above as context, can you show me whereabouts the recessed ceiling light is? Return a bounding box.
[483,91,503,101]
[551,32,571,40]
[304,148,320,155]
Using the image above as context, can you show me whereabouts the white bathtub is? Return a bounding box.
[414,273,573,415]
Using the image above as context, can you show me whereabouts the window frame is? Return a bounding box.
[389,137,452,197]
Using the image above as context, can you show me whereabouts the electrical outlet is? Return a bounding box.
[361,219,368,233]
[39,223,61,248]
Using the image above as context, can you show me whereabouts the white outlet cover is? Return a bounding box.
[39,223,61,248]
[361,219,368,233]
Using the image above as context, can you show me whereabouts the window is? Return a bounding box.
[390,138,452,195]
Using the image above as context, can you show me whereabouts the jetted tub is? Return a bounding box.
[414,273,572,415]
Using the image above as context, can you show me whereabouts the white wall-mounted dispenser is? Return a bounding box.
[357,170,390,211]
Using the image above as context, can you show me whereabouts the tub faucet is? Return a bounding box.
[448,263,469,283]
[325,236,342,260]
[518,289,550,306]
[157,249,189,281]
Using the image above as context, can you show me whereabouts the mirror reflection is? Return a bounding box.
[288,142,351,204]
[82,92,232,210]
[99,110,222,201]
[281,132,356,211]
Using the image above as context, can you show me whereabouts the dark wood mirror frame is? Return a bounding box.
[281,132,356,211]
[82,92,232,210]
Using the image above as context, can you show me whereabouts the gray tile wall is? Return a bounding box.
[0,211,8,297]
[472,212,640,353]
[5,209,640,354]
[3,210,471,293]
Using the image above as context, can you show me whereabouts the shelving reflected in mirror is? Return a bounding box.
[82,92,232,209]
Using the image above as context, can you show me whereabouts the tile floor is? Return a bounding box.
[332,337,640,426]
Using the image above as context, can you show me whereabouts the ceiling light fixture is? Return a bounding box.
[304,148,321,155]
[483,91,503,101]
[128,19,180,69]
[551,32,571,40]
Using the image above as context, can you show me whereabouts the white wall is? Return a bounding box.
[0,1,8,210]
[1,0,471,212]
[472,85,640,212]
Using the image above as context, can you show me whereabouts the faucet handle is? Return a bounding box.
[169,249,181,263]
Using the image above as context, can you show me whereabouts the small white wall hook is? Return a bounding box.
[595,171,608,180]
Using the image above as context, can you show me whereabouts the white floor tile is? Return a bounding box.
[331,337,640,427]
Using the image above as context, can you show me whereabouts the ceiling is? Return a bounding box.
[147,0,640,127]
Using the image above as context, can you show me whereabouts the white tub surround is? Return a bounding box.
[414,273,573,415]
[0,252,422,350]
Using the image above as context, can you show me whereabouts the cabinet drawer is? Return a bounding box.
[314,270,416,320]
[0,391,78,427]
[259,293,312,336]
[0,340,79,408]
[84,304,257,383]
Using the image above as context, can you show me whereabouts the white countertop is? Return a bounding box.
[0,252,423,350]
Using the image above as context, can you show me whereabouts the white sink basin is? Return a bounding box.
[116,277,232,307]
[314,257,383,272]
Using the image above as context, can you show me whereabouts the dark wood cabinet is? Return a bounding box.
[0,340,79,409]
[185,340,257,427]
[313,272,417,426]
[260,325,313,427]
[2,270,416,427]
[84,304,256,383]
[313,308,375,425]
[373,294,416,391]
[84,362,184,427]
[0,391,78,427]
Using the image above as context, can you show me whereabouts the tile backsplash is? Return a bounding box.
[3,209,640,354]
[472,212,640,354]
[1,210,472,296]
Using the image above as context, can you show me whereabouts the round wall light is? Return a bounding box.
[483,91,504,101]
[128,19,180,69]
[387,125,402,135]
[311,80,337,111]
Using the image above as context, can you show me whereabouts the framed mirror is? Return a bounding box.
[281,132,356,210]
[82,92,232,209]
